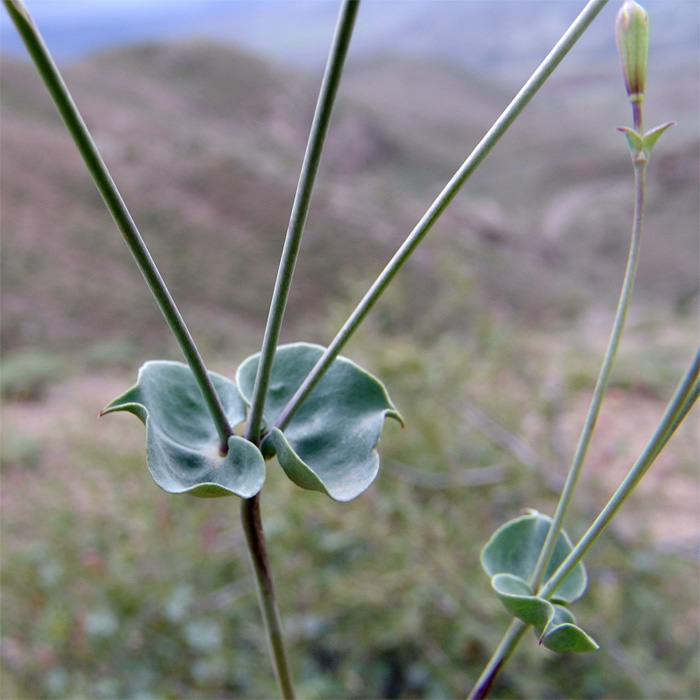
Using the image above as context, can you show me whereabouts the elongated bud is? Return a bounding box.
[615,0,649,103]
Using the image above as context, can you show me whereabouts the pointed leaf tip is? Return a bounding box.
[490,573,598,653]
[540,620,599,653]
[617,126,644,156]
[102,361,265,498]
[643,121,676,152]
[236,343,402,501]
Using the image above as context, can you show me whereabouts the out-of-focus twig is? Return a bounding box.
[386,460,506,490]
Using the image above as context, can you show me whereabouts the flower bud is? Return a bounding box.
[615,0,649,103]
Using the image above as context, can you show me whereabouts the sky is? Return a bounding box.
[2,0,698,80]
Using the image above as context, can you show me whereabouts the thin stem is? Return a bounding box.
[274,0,610,432]
[540,345,700,600]
[529,153,647,592]
[468,346,699,700]
[239,5,359,694]
[657,374,700,450]
[3,0,233,450]
[467,620,529,700]
[633,101,643,133]
[241,495,296,699]
[244,0,360,444]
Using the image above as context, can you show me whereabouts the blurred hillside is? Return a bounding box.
[1,37,698,361]
[2,24,699,700]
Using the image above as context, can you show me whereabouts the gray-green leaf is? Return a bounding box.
[491,573,552,628]
[617,126,644,155]
[101,361,265,498]
[480,510,587,604]
[540,616,599,653]
[490,573,598,653]
[642,121,675,153]
[236,343,402,501]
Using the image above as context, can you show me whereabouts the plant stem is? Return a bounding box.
[244,0,360,444]
[273,0,610,432]
[239,5,359,694]
[529,143,647,593]
[468,346,699,700]
[3,0,233,450]
[241,495,296,699]
[540,344,700,599]
[633,101,643,133]
[467,619,529,700]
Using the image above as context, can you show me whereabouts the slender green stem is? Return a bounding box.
[467,619,529,700]
[656,373,700,450]
[468,346,699,700]
[241,495,296,699]
[244,0,360,444]
[239,5,359,694]
[3,0,233,450]
[540,345,700,599]
[273,0,610,432]
[529,152,647,592]
[633,101,643,133]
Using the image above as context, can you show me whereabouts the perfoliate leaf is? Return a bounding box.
[236,343,402,501]
[101,361,265,498]
[539,607,599,653]
[480,510,587,604]
[491,573,553,629]
[490,574,598,653]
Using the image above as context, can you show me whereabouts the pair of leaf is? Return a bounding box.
[101,343,402,502]
[618,121,675,159]
[480,511,598,653]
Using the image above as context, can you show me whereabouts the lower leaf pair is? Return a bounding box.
[481,511,598,653]
[101,343,402,502]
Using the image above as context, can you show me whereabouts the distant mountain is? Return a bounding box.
[1,35,698,357]
[2,1,697,84]
[0,41,438,353]
[195,0,698,83]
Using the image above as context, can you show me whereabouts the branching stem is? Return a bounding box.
[469,77,693,695]
[244,0,360,444]
[273,0,610,432]
[468,346,700,699]
[529,151,647,593]
[239,4,360,696]
[540,346,699,599]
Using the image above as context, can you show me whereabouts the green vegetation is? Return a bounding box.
[0,350,69,401]
[2,319,698,698]
[1,0,698,697]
